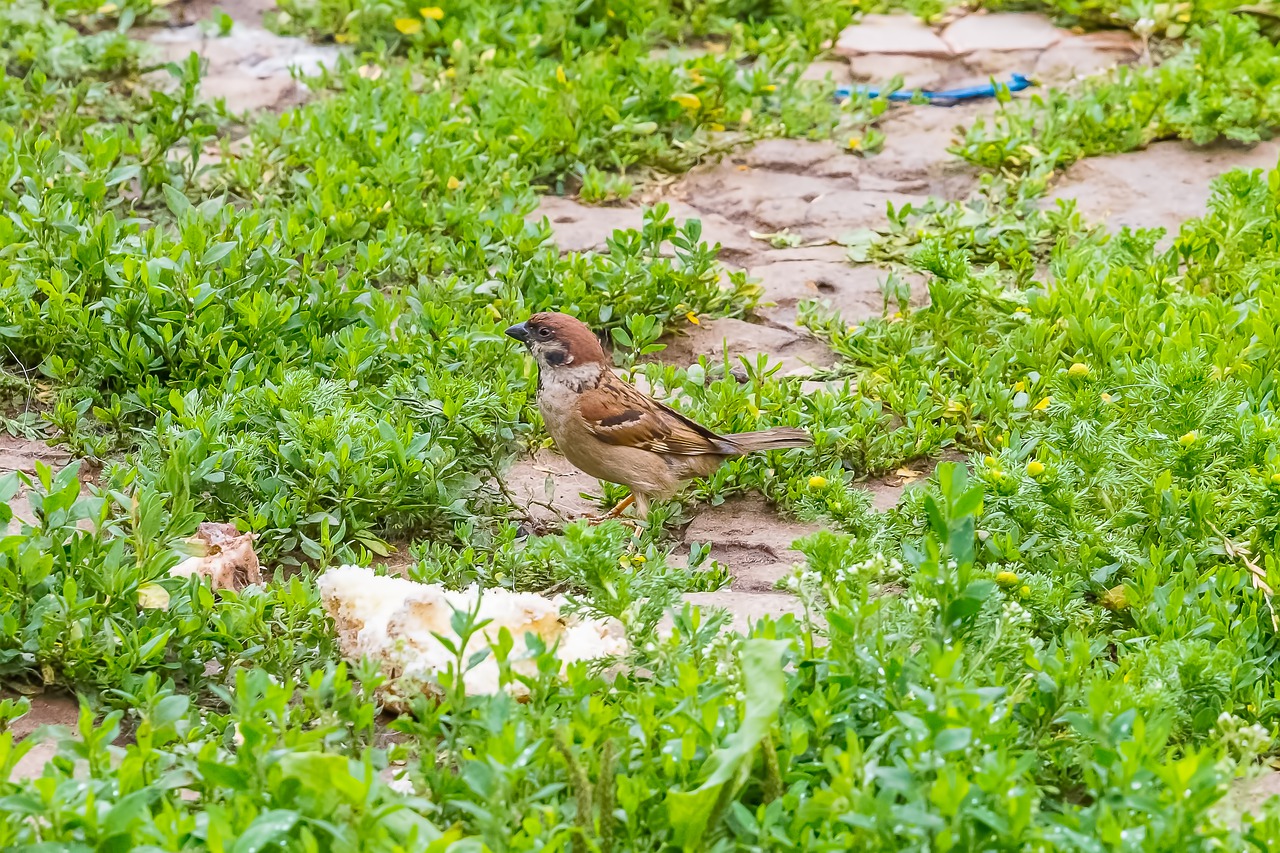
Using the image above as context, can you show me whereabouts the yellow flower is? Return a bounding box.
[808,476,828,490]
[1068,362,1090,377]
[632,554,646,564]
[446,176,461,190]
[763,84,776,92]
[1271,472,1280,486]
[1179,430,1198,447]
[419,5,444,18]
[555,65,567,84]
[685,311,700,325]
[996,571,1019,587]
[671,92,701,110]
[1019,585,1031,598]
[1101,392,1113,403]
[1033,396,1052,412]
[689,69,705,84]
[138,583,170,610]
[394,17,422,34]
[334,32,354,43]
[1100,585,1129,611]
[847,137,861,150]
[1013,380,1026,392]
[1025,460,1045,477]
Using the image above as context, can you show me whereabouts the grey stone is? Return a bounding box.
[664,591,812,635]
[1034,30,1142,84]
[653,318,835,376]
[941,12,1064,54]
[800,60,854,86]
[835,15,953,58]
[847,53,953,90]
[804,189,931,233]
[750,258,898,326]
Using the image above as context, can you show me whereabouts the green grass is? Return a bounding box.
[8,0,1280,847]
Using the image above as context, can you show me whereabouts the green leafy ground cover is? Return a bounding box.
[7,0,1280,848]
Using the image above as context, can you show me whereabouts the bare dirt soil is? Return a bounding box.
[142,0,343,113]
[3,693,82,781]
[1045,138,1280,234]
[2,434,75,533]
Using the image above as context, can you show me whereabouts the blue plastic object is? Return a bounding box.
[835,73,1032,106]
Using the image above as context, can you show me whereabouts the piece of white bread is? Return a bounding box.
[316,565,627,711]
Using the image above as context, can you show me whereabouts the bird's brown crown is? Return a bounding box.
[524,312,608,366]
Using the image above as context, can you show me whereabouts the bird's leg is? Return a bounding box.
[602,494,634,519]
[587,493,638,527]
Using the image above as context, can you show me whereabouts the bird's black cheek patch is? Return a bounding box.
[544,349,567,366]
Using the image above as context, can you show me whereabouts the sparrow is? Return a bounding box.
[505,311,813,520]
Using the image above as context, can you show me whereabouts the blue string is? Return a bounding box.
[834,73,1032,106]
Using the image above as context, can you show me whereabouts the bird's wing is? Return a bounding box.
[575,373,731,456]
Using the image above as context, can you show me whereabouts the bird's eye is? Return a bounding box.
[538,327,552,338]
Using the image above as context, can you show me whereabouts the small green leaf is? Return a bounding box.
[232,810,299,853]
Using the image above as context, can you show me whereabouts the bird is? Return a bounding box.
[505,311,813,521]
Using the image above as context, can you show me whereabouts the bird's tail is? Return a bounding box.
[722,427,812,454]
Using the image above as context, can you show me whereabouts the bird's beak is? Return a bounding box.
[505,322,530,345]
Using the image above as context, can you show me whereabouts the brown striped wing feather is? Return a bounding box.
[575,374,736,456]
